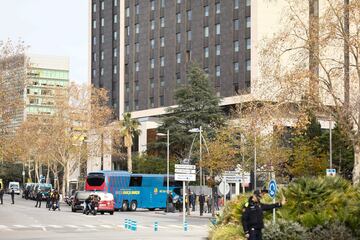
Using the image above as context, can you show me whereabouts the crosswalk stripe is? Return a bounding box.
[30,225,44,228]
[65,225,78,228]
[168,224,183,229]
[136,225,149,229]
[83,224,96,228]
[13,225,27,228]
[0,225,8,229]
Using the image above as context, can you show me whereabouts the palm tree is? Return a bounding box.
[120,113,141,173]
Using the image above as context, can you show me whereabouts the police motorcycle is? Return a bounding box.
[83,194,99,215]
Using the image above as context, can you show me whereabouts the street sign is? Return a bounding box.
[175,174,196,181]
[326,169,336,176]
[175,164,196,170]
[175,169,196,174]
[268,179,277,199]
[218,181,230,195]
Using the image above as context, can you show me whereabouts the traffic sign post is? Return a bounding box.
[326,169,336,177]
[268,179,277,224]
[175,164,196,231]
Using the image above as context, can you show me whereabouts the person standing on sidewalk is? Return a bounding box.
[10,188,15,204]
[35,190,43,208]
[241,190,285,240]
[0,188,4,204]
[199,193,205,216]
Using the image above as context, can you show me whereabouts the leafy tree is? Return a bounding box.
[159,64,225,161]
[120,112,141,173]
[132,154,176,174]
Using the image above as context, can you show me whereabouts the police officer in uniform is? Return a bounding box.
[241,190,285,240]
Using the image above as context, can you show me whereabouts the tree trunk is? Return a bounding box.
[61,167,66,199]
[35,160,39,183]
[46,160,50,184]
[352,144,360,185]
[28,159,32,183]
[127,146,132,173]
[66,161,70,196]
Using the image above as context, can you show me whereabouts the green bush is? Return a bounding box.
[209,224,244,240]
[263,219,307,240]
[307,221,356,240]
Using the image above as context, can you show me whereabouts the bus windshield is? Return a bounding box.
[87,174,105,186]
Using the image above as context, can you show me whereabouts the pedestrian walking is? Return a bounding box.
[10,189,15,204]
[241,190,286,240]
[0,188,4,205]
[199,193,205,216]
[207,195,212,213]
[35,190,43,208]
[190,192,196,212]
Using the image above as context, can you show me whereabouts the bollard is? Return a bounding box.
[132,220,137,231]
[154,221,158,232]
[184,221,188,232]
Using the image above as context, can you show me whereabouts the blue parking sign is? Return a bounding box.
[268,179,277,199]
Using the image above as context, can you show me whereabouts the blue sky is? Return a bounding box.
[0,0,88,84]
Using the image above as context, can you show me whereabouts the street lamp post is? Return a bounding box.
[157,130,170,211]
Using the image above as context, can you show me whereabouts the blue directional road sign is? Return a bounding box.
[268,179,277,199]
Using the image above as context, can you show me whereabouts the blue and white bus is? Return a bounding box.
[85,171,182,211]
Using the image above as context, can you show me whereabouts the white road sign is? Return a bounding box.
[175,174,196,181]
[175,169,196,174]
[175,164,196,170]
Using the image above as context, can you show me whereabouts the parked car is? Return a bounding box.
[36,183,52,200]
[71,191,92,212]
[7,182,20,195]
[95,192,115,215]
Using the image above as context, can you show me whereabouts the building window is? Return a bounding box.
[126,7,130,17]
[92,69,96,77]
[151,0,155,11]
[135,82,139,91]
[100,67,104,76]
[246,0,251,7]
[216,24,220,35]
[134,100,139,110]
[176,74,181,84]
[126,26,130,36]
[177,0,181,4]
[161,0,165,8]
[150,58,155,69]
[101,34,104,43]
[150,78,154,88]
[187,31,192,41]
[150,97,154,108]
[234,0,239,9]
[93,3,96,12]
[216,45,221,56]
[101,1,104,10]
[113,65,118,74]
[204,5,209,17]
[126,45,129,55]
[160,17,165,28]
[114,14,118,24]
[113,31,118,40]
[101,18,104,27]
[135,62,140,72]
[177,13,181,23]
[160,37,165,47]
[204,26,209,37]
[234,19,240,30]
[135,42,140,53]
[135,4,140,15]
[151,20,155,30]
[234,62,239,73]
[234,40,239,52]
[135,24,140,34]
[160,95,164,106]
[160,56,165,67]
[150,39,155,49]
[176,33,181,44]
[126,83,130,92]
[246,17,251,28]
[160,77,165,86]
[204,47,209,58]
[176,53,181,64]
[92,20,96,29]
[216,66,220,77]
[114,48,118,57]
[246,38,251,50]
[93,52,97,62]
[216,3,220,14]
[246,60,251,71]
[114,0,117,7]
[101,51,104,60]
[93,36,97,45]
[187,10,192,21]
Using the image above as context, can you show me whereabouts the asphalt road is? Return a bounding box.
[0,194,211,240]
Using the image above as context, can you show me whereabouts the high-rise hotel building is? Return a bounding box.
[89,0,285,152]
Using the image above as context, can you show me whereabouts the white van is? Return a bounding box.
[8,182,20,194]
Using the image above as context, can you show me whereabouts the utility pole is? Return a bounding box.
[199,126,202,191]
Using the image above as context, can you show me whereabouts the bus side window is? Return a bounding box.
[129,176,142,187]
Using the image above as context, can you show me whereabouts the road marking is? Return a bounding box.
[13,225,27,228]
[100,225,113,229]
[168,224,183,229]
[83,224,96,228]
[136,225,149,229]
[30,225,44,228]
[0,225,8,229]
[65,225,78,228]
[48,225,63,228]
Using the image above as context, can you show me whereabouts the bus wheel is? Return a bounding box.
[148,208,155,211]
[121,201,128,211]
[130,201,137,211]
